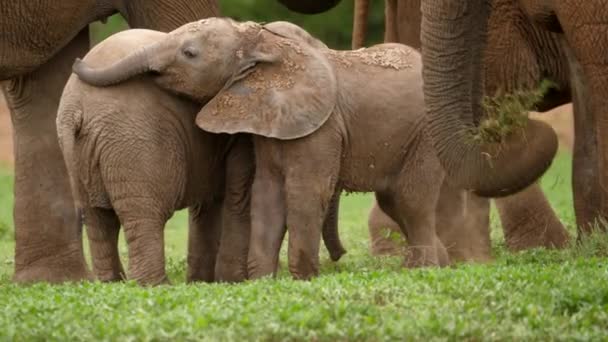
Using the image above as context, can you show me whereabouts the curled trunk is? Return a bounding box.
[420,0,557,197]
[72,41,172,87]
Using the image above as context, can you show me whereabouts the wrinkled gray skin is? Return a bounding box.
[1,0,220,283]
[420,0,608,239]
[57,29,254,285]
[355,0,569,259]
[72,19,453,280]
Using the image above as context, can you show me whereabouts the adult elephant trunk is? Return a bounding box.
[72,40,174,87]
[352,0,370,49]
[277,0,341,14]
[420,0,558,197]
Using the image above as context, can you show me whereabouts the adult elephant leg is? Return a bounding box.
[435,180,492,262]
[556,20,607,236]
[569,53,602,235]
[367,197,404,256]
[2,29,90,283]
[187,203,221,283]
[496,183,570,250]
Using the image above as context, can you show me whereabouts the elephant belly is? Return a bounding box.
[339,132,421,193]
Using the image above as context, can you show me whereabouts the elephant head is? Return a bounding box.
[73,18,338,140]
[420,0,558,197]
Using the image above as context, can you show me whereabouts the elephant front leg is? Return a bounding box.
[247,170,286,280]
[215,137,254,282]
[2,29,91,283]
[285,182,334,280]
[187,203,221,283]
[85,207,125,282]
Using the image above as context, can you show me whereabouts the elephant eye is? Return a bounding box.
[182,47,198,59]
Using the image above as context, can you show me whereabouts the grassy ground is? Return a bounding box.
[0,152,607,340]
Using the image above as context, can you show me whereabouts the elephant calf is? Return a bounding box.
[57,29,255,286]
[72,18,449,280]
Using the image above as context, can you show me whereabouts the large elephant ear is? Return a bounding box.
[196,31,337,140]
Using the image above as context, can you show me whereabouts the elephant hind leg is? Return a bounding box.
[85,207,124,282]
[120,216,168,286]
[375,190,447,268]
[375,142,449,268]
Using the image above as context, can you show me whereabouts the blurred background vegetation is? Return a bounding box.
[90,0,387,49]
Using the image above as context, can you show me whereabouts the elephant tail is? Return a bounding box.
[56,102,84,213]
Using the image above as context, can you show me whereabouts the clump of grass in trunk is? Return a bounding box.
[472,80,557,143]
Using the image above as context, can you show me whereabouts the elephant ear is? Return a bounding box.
[195,31,337,140]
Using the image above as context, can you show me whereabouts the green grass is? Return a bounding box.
[1,151,607,340]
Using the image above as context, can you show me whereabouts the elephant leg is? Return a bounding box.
[571,77,603,235]
[435,179,492,263]
[285,178,335,280]
[121,216,168,286]
[367,197,404,256]
[321,188,347,262]
[376,189,448,268]
[186,203,221,283]
[496,183,570,250]
[560,36,605,236]
[84,207,124,282]
[215,137,254,282]
[376,147,448,268]
[1,29,90,283]
[247,168,286,280]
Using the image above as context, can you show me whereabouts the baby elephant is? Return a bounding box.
[72,18,449,280]
[58,28,255,285]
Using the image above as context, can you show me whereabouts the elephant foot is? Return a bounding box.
[247,262,278,281]
[13,246,92,284]
[134,274,170,287]
[403,245,442,268]
[503,219,570,251]
[215,255,247,283]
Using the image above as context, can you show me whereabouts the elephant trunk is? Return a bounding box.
[420,0,558,197]
[352,0,370,49]
[72,40,173,87]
